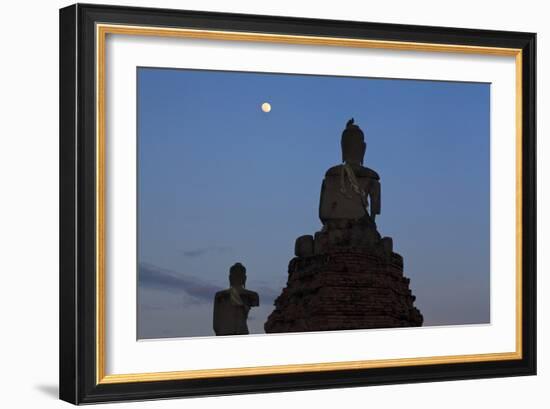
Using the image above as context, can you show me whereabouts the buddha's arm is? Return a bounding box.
[370,180,381,217]
[246,291,260,307]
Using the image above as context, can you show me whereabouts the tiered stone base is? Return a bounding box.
[264,249,423,333]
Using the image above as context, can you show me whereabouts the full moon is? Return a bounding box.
[261,102,271,113]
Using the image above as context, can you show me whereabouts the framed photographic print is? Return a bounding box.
[59,3,536,404]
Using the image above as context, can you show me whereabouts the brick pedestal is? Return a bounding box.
[264,248,423,333]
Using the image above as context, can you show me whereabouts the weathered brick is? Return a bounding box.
[265,248,423,333]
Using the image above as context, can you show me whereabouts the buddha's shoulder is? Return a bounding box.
[240,289,259,299]
[214,289,231,299]
[325,164,380,180]
[241,289,259,306]
[214,288,259,299]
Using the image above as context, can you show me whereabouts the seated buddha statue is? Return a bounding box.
[213,263,259,336]
[319,118,381,226]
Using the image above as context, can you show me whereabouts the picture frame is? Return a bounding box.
[59,3,536,404]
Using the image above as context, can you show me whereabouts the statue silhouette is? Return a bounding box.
[213,263,259,336]
[319,118,381,225]
[265,119,423,333]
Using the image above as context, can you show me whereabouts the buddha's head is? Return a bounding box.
[229,262,247,287]
[341,118,366,165]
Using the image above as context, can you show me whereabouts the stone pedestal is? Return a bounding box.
[264,223,423,333]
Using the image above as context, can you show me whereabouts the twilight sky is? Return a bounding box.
[137,67,490,339]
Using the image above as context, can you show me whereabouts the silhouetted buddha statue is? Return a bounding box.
[265,118,423,334]
[319,118,380,225]
[213,263,259,336]
[294,118,389,257]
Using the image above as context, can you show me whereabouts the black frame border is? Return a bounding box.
[59,3,536,404]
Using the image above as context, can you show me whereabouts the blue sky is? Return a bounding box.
[137,67,490,339]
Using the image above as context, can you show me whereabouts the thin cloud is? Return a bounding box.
[139,263,281,307]
[256,285,280,303]
[139,262,222,302]
[182,245,232,258]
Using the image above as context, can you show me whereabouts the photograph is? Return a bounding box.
[136,67,490,339]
